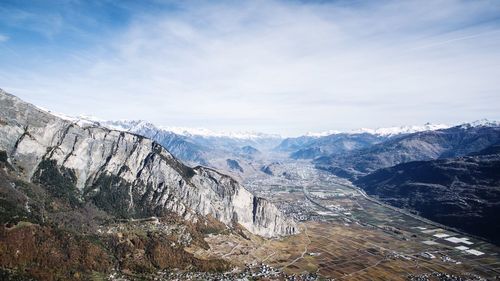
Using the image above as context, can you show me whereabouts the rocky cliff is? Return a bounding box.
[0,89,296,238]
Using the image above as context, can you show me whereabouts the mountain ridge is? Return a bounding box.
[354,148,500,245]
[314,124,500,180]
[0,89,296,238]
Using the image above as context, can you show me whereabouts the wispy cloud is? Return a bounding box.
[1,0,500,135]
[0,34,8,42]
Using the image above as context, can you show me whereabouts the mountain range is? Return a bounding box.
[1,88,500,280]
[47,118,282,180]
[304,122,500,245]
[49,115,477,180]
[314,123,500,180]
[15,89,500,248]
[272,118,500,245]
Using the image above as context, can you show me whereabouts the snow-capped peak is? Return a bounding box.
[101,120,281,139]
[305,130,342,137]
[461,119,500,128]
[351,123,450,136]
[34,111,282,140]
[307,123,450,137]
[35,106,103,127]
[100,120,157,132]
[158,126,281,139]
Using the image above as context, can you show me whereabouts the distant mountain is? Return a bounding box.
[276,123,449,160]
[315,123,500,179]
[289,133,386,159]
[307,123,450,137]
[158,126,281,141]
[103,120,209,165]
[275,135,317,152]
[226,159,244,173]
[464,119,500,128]
[355,146,500,245]
[103,120,281,149]
[469,143,500,156]
[240,145,260,156]
[182,130,281,154]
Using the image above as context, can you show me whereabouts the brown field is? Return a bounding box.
[187,220,500,280]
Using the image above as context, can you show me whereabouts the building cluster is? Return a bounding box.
[407,272,487,281]
[108,263,330,281]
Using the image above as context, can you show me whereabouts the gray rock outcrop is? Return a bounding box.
[0,89,296,237]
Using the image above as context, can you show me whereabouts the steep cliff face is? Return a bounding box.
[0,90,296,237]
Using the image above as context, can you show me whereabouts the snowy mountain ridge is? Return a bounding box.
[40,114,282,140]
[350,123,451,136]
[307,119,500,138]
[461,118,500,129]
[306,123,449,137]
[158,126,281,140]
[36,107,499,139]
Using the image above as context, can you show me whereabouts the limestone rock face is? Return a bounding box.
[0,89,296,237]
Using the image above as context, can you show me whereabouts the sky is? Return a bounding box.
[0,0,500,136]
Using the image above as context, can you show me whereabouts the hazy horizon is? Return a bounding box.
[1,0,500,135]
[2,88,494,138]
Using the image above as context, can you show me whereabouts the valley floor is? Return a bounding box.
[189,162,500,280]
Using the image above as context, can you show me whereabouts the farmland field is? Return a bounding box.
[188,161,500,280]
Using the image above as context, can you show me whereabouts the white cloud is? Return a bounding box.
[0,34,8,42]
[1,0,500,136]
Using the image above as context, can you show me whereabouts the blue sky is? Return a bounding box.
[1,0,500,136]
